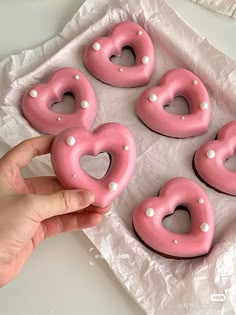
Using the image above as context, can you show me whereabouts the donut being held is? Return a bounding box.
[133,177,214,259]
[136,68,210,138]
[51,123,136,208]
[22,67,97,135]
[194,121,236,195]
[84,21,155,87]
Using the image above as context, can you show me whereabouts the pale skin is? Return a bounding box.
[0,136,110,287]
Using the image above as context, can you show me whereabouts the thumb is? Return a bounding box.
[26,189,95,221]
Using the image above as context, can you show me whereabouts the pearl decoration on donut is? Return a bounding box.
[142,56,150,64]
[200,223,210,232]
[66,136,76,146]
[75,75,80,80]
[123,145,129,151]
[149,94,158,102]
[81,100,89,109]
[206,150,215,159]
[193,80,198,85]
[200,102,208,110]
[119,68,124,72]
[108,181,118,192]
[29,90,38,98]
[199,198,204,204]
[72,174,77,178]
[173,240,178,244]
[181,116,185,120]
[57,117,62,122]
[145,208,155,217]
[138,30,143,36]
[92,42,101,51]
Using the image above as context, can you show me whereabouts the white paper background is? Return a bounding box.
[0,0,236,314]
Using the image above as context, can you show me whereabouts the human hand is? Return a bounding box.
[0,136,110,287]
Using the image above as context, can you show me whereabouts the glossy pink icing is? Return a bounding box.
[136,68,210,138]
[22,67,97,135]
[133,177,214,258]
[83,21,155,87]
[194,121,236,195]
[51,123,136,208]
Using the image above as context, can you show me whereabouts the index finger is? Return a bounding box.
[0,135,54,170]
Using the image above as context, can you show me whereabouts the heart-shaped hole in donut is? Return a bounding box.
[162,206,191,234]
[110,46,136,67]
[80,153,111,180]
[50,92,75,114]
[164,96,190,116]
[224,151,236,172]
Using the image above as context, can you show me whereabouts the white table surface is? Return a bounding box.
[0,1,235,314]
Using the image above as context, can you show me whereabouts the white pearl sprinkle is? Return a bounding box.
[66,136,76,146]
[81,100,89,109]
[200,223,209,232]
[193,80,198,85]
[75,75,80,80]
[92,42,101,51]
[145,208,155,217]
[181,116,185,120]
[149,93,158,102]
[173,240,178,244]
[199,198,204,204]
[142,56,149,64]
[200,102,208,110]
[72,174,77,178]
[206,150,216,159]
[108,182,118,191]
[119,68,124,72]
[57,117,62,121]
[138,30,143,36]
[29,90,38,98]
[124,145,129,151]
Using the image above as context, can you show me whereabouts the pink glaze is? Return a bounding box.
[22,67,97,135]
[51,123,136,208]
[83,21,155,87]
[133,177,214,258]
[136,68,210,138]
[194,121,236,195]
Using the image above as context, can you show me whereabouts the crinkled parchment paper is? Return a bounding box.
[0,0,236,314]
[192,0,236,18]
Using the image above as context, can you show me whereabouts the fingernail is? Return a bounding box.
[88,190,95,203]
[75,189,95,205]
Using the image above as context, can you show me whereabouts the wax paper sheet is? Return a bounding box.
[192,0,236,18]
[0,0,236,314]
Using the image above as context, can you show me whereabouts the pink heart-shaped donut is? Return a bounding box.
[194,121,236,195]
[22,67,97,135]
[51,123,136,207]
[136,68,210,138]
[83,21,155,87]
[133,177,214,258]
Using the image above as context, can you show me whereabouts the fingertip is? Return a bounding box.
[84,212,103,227]
[85,204,112,214]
